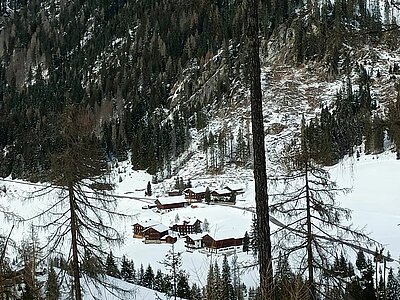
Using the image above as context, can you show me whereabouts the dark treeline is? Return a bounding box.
[1,0,400,179]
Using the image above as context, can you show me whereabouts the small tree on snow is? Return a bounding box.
[146,181,152,196]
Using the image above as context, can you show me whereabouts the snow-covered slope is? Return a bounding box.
[1,151,400,293]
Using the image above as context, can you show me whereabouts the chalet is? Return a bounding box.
[170,219,202,235]
[143,224,169,243]
[185,233,206,251]
[211,188,233,201]
[132,219,159,238]
[184,187,207,202]
[224,184,245,195]
[155,196,187,210]
[202,233,243,254]
[168,189,182,197]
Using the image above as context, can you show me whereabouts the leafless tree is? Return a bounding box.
[246,0,274,298]
[270,133,380,299]
[28,104,129,299]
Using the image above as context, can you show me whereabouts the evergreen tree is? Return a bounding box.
[387,267,399,300]
[46,265,60,300]
[120,256,135,283]
[137,264,145,286]
[242,231,250,253]
[274,252,294,300]
[146,181,152,196]
[205,187,211,204]
[203,218,210,232]
[190,283,202,300]
[142,264,155,289]
[176,271,191,299]
[105,251,120,278]
[221,255,234,300]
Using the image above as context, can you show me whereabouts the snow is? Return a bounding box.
[1,152,400,295]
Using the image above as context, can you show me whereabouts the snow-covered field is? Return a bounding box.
[1,152,400,296]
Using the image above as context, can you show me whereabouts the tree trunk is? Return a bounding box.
[69,185,82,300]
[305,162,315,299]
[246,0,273,298]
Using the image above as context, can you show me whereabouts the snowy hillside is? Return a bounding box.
[1,151,399,294]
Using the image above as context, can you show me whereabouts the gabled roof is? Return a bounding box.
[156,196,187,205]
[186,233,208,241]
[133,219,159,228]
[173,218,202,226]
[143,223,169,233]
[224,184,244,192]
[184,186,208,194]
[212,188,232,196]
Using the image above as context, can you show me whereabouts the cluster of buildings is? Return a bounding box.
[132,218,245,254]
[133,182,247,254]
[153,184,245,211]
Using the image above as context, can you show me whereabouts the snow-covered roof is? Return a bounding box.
[224,184,244,191]
[184,186,207,194]
[143,223,169,233]
[133,219,159,228]
[212,188,232,195]
[186,233,207,241]
[174,218,201,226]
[156,196,186,205]
[206,227,246,240]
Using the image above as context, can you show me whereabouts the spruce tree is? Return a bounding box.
[387,268,399,300]
[105,251,120,278]
[46,265,60,300]
[142,264,155,289]
[176,271,191,299]
[242,231,250,253]
[120,256,135,283]
[221,255,234,300]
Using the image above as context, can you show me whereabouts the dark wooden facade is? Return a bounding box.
[184,188,206,201]
[170,219,202,235]
[143,226,168,241]
[133,223,147,238]
[155,199,187,210]
[202,234,243,251]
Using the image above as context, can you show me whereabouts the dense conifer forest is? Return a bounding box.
[1,0,399,179]
[1,0,400,299]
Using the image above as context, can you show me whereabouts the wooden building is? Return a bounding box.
[170,219,202,235]
[168,189,182,197]
[184,187,207,202]
[143,224,169,242]
[185,233,206,251]
[155,196,187,210]
[224,184,244,195]
[202,234,243,253]
[211,189,233,201]
[132,220,159,238]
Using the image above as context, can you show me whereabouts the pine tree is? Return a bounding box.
[274,252,294,300]
[221,256,234,300]
[242,231,250,253]
[176,271,191,299]
[206,264,216,300]
[105,251,120,278]
[120,256,135,283]
[146,181,152,196]
[190,283,202,300]
[142,264,155,288]
[137,264,145,285]
[46,265,60,300]
[387,267,399,300]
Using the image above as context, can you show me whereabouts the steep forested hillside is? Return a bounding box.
[1,0,400,179]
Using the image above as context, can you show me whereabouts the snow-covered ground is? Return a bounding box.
[1,152,400,296]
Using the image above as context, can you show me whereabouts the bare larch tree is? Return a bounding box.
[246,0,274,298]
